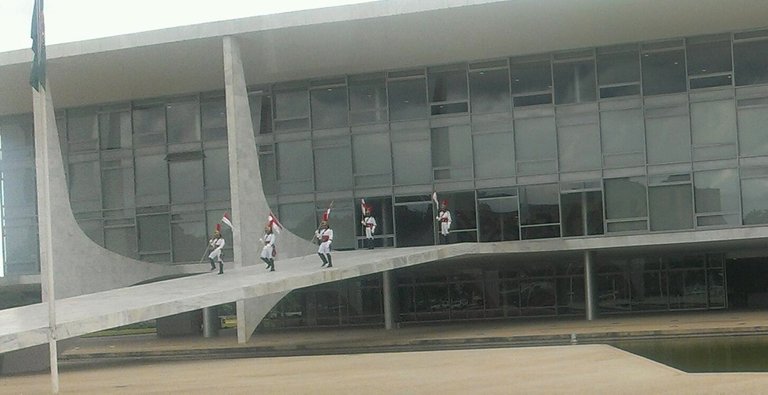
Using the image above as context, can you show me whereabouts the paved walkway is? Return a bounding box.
[61,310,768,361]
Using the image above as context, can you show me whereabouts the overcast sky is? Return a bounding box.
[0,0,377,52]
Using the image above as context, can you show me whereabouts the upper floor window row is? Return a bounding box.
[260,29,768,132]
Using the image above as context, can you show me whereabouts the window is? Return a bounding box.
[392,128,431,185]
[473,128,515,179]
[687,35,733,89]
[645,105,691,164]
[249,94,273,135]
[428,66,468,115]
[99,109,131,150]
[311,86,348,129]
[641,43,686,95]
[741,167,768,225]
[313,136,353,192]
[132,105,166,147]
[349,74,387,124]
[690,99,737,161]
[68,160,101,212]
[431,125,472,181]
[352,133,392,187]
[737,97,768,156]
[514,116,557,175]
[273,88,309,131]
[394,195,434,247]
[276,140,313,194]
[519,184,560,239]
[561,181,604,237]
[201,97,227,141]
[557,113,600,172]
[597,46,640,98]
[278,201,317,241]
[166,98,200,144]
[734,30,768,86]
[694,169,740,227]
[648,174,693,231]
[553,57,596,104]
[168,155,204,204]
[102,159,134,209]
[67,109,98,153]
[600,108,645,167]
[469,64,510,114]
[171,211,206,263]
[478,188,519,242]
[388,73,427,121]
[137,213,170,262]
[604,177,647,232]
[510,58,552,107]
[203,148,230,201]
[135,153,169,207]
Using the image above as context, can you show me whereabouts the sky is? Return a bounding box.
[0,0,378,52]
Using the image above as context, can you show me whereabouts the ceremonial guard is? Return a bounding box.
[361,204,377,249]
[315,221,334,268]
[436,200,452,244]
[260,222,276,272]
[208,225,226,274]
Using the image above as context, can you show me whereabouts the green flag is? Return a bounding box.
[30,0,46,91]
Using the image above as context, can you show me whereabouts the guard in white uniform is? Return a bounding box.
[315,221,334,268]
[208,229,226,274]
[260,224,276,272]
[361,206,377,249]
[436,200,452,244]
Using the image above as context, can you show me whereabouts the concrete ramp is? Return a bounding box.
[0,244,473,355]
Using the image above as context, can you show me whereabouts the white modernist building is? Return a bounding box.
[2,0,768,373]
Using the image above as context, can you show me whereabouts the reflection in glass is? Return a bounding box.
[600,108,645,167]
[557,119,601,172]
[741,177,768,225]
[690,100,737,161]
[605,177,647,231]
[431,126,472,180]
[645,112,691,164]
[201,98,227,141]
[99,110,131,150]
[553,60,596,104]
[514,117,557,175]
[392,136,431,185]
[641,50,686,95]
[135,154,169,206]
[734,39,768,86]
[314,143,353,192]
[137,214,170,253]
[649,184,693,231]
[166,100,200,143]
[349,77,387,124]
[395,201,433,247]
[473,131,515,179]
[694,169,740,225]
[597,49,640,98]
[737,102,768,156]
[388,79,427,121]
[478,196,519,242]
[132,106,166,147]
[311,87,348,129]
[561,191,604,237]
[169,159,204,204]
[274,89,309,130]
[276,140,313,194]
[352,133,392,187]
[470,69,510,113]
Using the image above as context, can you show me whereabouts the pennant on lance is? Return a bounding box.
[267,212,283,234]
[221,212,233,229]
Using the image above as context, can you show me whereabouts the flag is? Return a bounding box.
[360,199,366,216]
[267,212,283,234]
[221,212,233,229]
[322,201,333,222]
[431,192,439,206]
[29,0,46,92]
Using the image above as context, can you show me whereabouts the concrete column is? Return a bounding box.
[383,270,397,330]
[202,307,219,338]
[584,250,597,321]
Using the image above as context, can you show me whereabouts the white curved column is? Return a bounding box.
[223,36,315,343]
[34,84,180,301]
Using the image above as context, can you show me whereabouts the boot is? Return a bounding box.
[325,254,333,268]
[261,257,270,268]
[269,259,275,272]
[367,238,374,250]
[218,261,224,275]
[319,253,328,267]
[209,258,217,271]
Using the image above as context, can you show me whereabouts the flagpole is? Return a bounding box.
[34,83,59,394]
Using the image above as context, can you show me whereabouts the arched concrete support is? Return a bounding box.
[33,84,180,300]
[236,291,289,343]
[222,36,315,343]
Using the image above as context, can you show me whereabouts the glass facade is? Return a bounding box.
[1,28,768,283]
